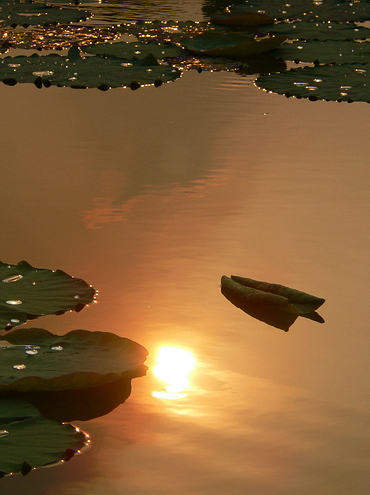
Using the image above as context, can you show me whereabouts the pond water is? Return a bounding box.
[1,1,370,494]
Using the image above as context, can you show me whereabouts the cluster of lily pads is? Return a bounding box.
[0,260,148,477]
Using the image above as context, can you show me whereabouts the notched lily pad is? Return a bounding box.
[180,31,286,58]
[261,20,370,41]
[256,63,370,102]
[0,328,148,391]
[221,275,325,331]
[273,39,370,65]
[0,1,89,27]
[0,260,96,331]
[0,397,87,476]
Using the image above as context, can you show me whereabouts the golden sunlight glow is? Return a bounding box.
[152,347,196,400]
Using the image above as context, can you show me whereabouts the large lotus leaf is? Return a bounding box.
[0,1,89,27]
[231,0,370,22]
[83,41,184,60]
[0,261,96,331]
[0,48,181,89]
[0,328,148,391]
[0,397,86,476]
[256,63,370,102]
[261,20,370,41]
[221,275,325,331]
[273,39,370,64]
[180,31,286,58]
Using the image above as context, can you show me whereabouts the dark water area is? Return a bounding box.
[1,0,370,493]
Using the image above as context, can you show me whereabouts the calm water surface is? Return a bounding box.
[1,1,370,493]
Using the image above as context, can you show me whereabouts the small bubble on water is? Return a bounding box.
[74,295,80,299]
[13,364,27,370]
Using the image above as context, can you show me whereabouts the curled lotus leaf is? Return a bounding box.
[0,261,96,331]
[180,31,286,58]
[221,275,325,331]
[0,397,87,476]
[273,39,370,64]
[82,41,184,60]
[255,63,370,102]
[231,0,370,22]
[0,328,148,391]
[0,47,181,89]
[0,1,89,27]
[261,20,370,41]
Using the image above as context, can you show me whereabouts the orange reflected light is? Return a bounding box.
[152,347,196,400]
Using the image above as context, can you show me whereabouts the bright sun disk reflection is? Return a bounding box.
[152,346,196,400]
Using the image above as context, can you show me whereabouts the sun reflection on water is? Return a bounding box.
[152,346,196,400]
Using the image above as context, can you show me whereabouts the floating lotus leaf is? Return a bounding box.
[256,63,370,102]
[0,397,86,476]
[0,47,181,89]
[0,261,96,331]
[231,0,370,22]
[180,31,286,58]
[0,1,89,27]
[83,41,184,60]
[261,20,370,41]
[210,10,274,26]
[221,275,325,331]
[273,39,370,64]
[0,328,148,391]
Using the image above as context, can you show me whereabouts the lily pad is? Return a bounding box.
[83,41,184,60]
[261,20,370,41]
[0,1,89,27]
[231,0,370,22]
[273,39,370,64]
[180,31,286,58]
[0,397,87,476]
[0,328,148,391]
[256,63,370,102]
[0,47,181,89]
[221,275,325,331]
[0,260,96,331]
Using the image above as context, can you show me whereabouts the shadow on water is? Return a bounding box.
[0,368,147,422]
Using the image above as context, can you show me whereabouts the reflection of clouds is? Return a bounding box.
[42,368,370,495]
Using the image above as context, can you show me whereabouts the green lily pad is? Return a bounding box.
[0,1,89,27]
[232,0,370,22]
[0,328,148,391]
[255,63,370,102]
[0,47,181,89]
[262,20,370,41]
[0,260,96,331]
[273,39,370,64]
[0,397,87,476]
[221,275,325,331]
[83,41,184,60]
[180,31,286,58]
